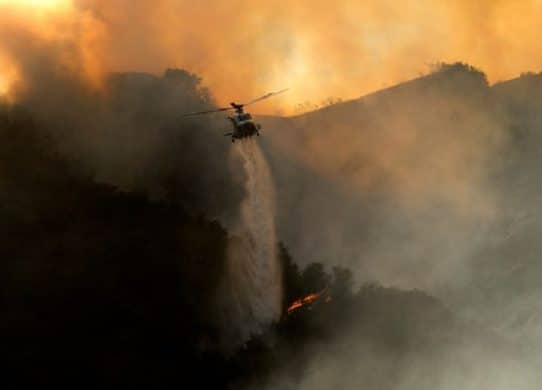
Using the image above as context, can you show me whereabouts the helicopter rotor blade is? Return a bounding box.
[244,88,289,107]
[182,106,233,117]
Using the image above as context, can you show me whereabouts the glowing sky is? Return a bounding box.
[0,0,71,9]
[1,0,542,113]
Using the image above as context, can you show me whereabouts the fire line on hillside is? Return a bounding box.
[287,289,331,315]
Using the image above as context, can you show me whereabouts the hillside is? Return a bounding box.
[258,63,542,355]
[3,63,542,388]
[0,97,495,389]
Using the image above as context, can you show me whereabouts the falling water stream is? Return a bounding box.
[218,137,283,348]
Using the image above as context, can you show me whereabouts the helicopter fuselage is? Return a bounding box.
[182,89,287,141]
[226,112,261,142]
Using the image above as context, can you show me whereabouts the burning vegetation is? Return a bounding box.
[286,289,331,315]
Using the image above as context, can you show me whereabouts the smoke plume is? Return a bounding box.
[2,1,542,113]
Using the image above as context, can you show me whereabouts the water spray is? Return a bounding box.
[217,138,283,348]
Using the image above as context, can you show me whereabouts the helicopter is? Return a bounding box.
[183,89,288,142]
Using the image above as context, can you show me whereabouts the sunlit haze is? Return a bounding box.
[1,0,542,113]
[0,0,71,8]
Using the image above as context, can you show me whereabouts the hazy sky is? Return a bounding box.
[1,0,542,113]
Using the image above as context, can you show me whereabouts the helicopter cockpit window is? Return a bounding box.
[239,113,252,121]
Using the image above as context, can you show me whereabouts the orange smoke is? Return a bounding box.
[0,57,15,96]
[0,0,71,9]
[2,1,542,112]
[0,0,106,96]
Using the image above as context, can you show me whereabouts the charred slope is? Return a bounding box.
[0,96,493,390]
[0,102,472,389]
[3,64,542,388]
[235,252,525,390]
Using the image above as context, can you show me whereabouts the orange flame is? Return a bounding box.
[287,290,327,315]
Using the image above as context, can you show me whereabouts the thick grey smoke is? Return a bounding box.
[254,64,542,389]
[261,64,503,291]
[217,138,282,348]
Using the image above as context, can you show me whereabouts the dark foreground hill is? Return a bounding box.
[0,104,230,386]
